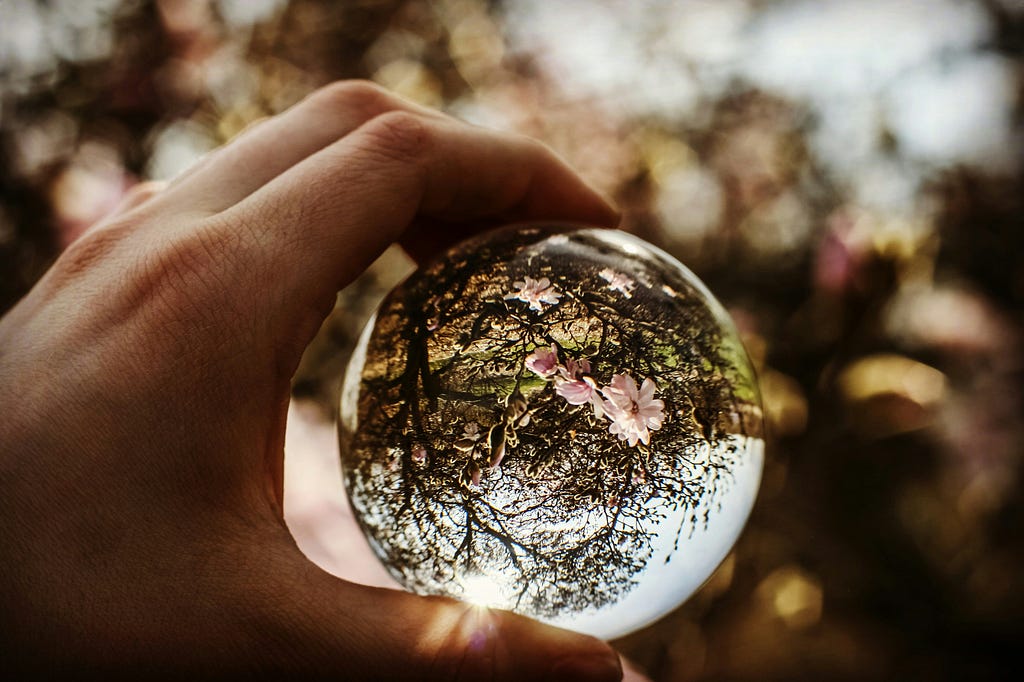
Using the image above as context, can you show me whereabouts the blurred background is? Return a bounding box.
[1,0,1022,679]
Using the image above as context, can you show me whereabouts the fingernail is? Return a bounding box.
[546,653,622,682]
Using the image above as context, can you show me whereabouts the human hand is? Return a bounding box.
[0,81,622,680]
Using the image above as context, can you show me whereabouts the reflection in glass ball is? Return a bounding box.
[339,225,764,639]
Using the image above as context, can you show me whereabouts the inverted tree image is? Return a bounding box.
[340,225,763,621]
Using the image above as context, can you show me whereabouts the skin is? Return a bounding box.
[0,81,624,681]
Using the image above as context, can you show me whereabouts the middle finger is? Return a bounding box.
[165,81,445,214]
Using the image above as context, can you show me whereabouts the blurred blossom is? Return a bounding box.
[259,58,318,114]
[507,0,1019,231]
[710,120,797,209]
[755,565,824,630]
[814,207,870,294]
[760,369,808,438]
[884,284,1016,356]
[203,46,260,111]
[156,57,208,105]
[145,119,216,181]
[837,353,948,436]
[372,59,443,108]
[838,354,947,407]
[447,8,506,86]
[738,191,813,260]
[505,0,704,120]
[641,131,724,248]
[885,54,1022,173]
[847,159,923,212]
[216,0,287,29]
[660,0,751,68]
[0,0,119,91]
[47,0,120,62]
[655,163,723,248]
[815,205,936,294]
[639,132,697,184]
[49,142,129,246]
[364,30,430,73]
[541,106,637,197]
[739,0,1019,206]
[11,112,79,179]
[0,0,54,86]
[742,0,989,99]
[157,0,216,39]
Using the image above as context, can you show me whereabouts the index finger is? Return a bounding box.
[218,109,618,320]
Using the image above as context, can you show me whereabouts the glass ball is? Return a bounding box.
[339,225,763,639]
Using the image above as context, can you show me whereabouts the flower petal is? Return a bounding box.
[556,379,594,405]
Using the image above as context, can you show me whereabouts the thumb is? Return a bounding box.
[253,549,623,682]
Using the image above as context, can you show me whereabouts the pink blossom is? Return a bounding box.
[525,346,559,378]
[600,374,665,447]
[555,376,597,405]
[558,356,591,382]
[552,355,602,416]
[505,276,562,312]
[599,268,636,298]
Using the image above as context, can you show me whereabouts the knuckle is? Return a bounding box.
[307,79,396,118]
[358,110,432,164]
[125,225,241,320]
[52,221,131,282]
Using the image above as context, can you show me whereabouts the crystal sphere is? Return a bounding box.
[339,225,763,639]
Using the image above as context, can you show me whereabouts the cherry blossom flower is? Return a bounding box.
[505,276,562,311]
[599,268,636,298]
[555,375,597,405]
[525,346,559,378]
[557,356,591,382]
[600,374,665,447]
[554,355,595,404]
[552,355,604,417]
